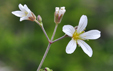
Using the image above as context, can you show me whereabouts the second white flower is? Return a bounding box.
[62,15,101,57]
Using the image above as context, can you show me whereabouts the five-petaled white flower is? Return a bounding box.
[54,7,66,24]
[12,4,36,21]
[63,15,101,57]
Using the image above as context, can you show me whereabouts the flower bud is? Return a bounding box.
[54,7,66,24]
[37,15,42,23]
[45,67,52,71]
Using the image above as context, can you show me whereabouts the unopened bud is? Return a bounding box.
[54,7,66,24]
[37,15,42,23]
[45,67,52,71]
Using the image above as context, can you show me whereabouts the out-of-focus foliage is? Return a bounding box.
[0,0,113,71]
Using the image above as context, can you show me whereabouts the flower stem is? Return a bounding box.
[37,43,51,71]
[35,20,50,42]
[52,35,67,43]
[41,25,50,42]
[51,24,58,41]
[37,24,58,71]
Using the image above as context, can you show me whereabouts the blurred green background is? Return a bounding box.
[0,0,113,71]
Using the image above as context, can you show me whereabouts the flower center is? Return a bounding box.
[22,11,28,17]
[72,31,80,40]
[72,30,85,40]
[24,11,28,16]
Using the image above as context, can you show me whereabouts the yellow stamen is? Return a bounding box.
[72,30,84,40]
[72,31,80,40]
[25,11,28,16]
[22,11,28,17]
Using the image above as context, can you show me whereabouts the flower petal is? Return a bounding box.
[24,4,31,12]
[62,25,75,37]
[66,39,77,54]
[12,11,24,17]
[77,15,88,33]
[77,40,93,57]
[19,4,26,12]
[55,7,59,12]
[20,17,28,21]
[80,30,101,40]
[59,7,66,16]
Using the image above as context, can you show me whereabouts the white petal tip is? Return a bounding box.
[20,20,22,22]
[66,51,73,54]
[11,11,14,14]
[82,15,87,17]
[98,30,101,37]
[19,3,22,5]
[20,18,23,21]
[87,50,93,57]
[81,15,87,19]
[61,7,65,10]
[88,53,93,57]
[11,11,17,14]
[19,4,23,7]
[11,11,17,16]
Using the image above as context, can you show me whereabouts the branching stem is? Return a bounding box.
[35,21,66,71]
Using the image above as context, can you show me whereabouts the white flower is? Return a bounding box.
[62,15,101,57]
[12,4,36,21]
[54,7,66,24]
